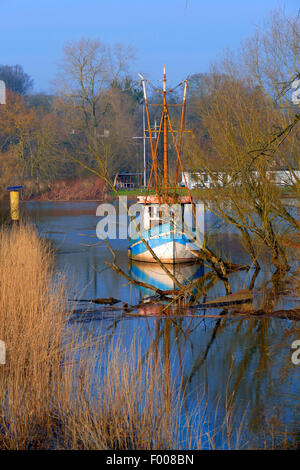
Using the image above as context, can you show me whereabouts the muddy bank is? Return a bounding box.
[23,176,108,202]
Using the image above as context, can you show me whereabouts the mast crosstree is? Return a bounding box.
[138,67,190,203]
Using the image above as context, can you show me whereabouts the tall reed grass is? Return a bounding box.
[0,225,180,449]
[0,225,66,448]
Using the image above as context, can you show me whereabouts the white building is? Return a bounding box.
[182,170,300,189]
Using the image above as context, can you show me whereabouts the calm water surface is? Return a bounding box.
[2,200,299,448]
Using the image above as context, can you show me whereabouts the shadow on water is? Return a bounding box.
[4,200,299,449]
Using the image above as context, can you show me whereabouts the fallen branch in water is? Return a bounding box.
[124,307,300,320]
[193,289,253,308]
[193,248,249,295]
[105,261,178,296]
[69,298,300,321]
[244,307,300,320]
[223,261,250,272]
[70,297,122,305]
[161,271,218,312]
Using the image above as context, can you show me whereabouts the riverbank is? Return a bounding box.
[20,176,107,202]
[5,175,296,202]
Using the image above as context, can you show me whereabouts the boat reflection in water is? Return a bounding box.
[130,260,205,427]
[130,260,204,298]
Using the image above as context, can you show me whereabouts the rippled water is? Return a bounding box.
[1,199,299,448]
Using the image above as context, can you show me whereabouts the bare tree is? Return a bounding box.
[54,38,136,175]
[185,9,300,273]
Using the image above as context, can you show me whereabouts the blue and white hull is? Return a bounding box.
[128,223,202,263]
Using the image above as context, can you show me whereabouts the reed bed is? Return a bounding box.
[0,225,181,449]
[0,225,66,448]
[38,176,106,201]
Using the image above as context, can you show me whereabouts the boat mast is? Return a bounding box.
[139,73,158,189]
[174,78,188,187]
[138,68,192,203]
[163,66,168,192]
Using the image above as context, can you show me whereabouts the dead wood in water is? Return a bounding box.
[92,297,121,305]
[68,293,300,321]
[244,307,300,321]
[71,297,122,305]
[105,261,178,296]
[199,289,254,308]
[124,306,300,320]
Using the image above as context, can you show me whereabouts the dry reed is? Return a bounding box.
[0,225,180,449]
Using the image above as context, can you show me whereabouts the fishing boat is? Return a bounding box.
[128,67,205,264]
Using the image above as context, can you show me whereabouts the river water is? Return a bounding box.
[1,199,299,449]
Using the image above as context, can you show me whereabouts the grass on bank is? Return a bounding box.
[111,186,298,199]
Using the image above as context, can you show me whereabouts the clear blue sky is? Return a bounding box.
[0,0,298,93]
